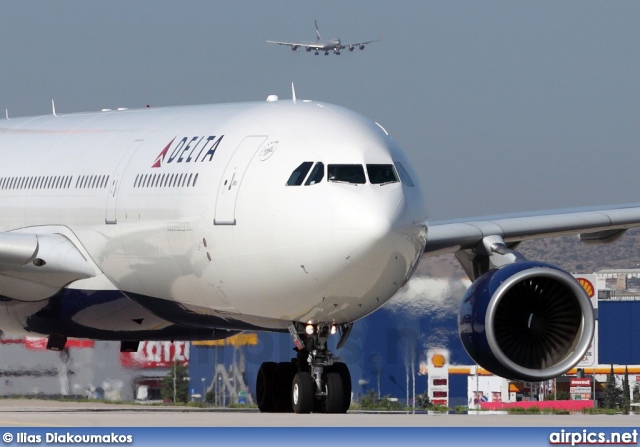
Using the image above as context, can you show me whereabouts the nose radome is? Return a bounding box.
[331,188,403,259]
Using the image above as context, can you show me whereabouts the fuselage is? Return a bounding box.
[0,98,427,338]
[318,38,341,51]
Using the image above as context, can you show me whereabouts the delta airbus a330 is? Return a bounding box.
[0,87,638,414]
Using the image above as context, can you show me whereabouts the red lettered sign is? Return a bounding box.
[120,341,189,368]
[570,378,591,387]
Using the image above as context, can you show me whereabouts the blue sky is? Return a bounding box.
[1,1,639,219]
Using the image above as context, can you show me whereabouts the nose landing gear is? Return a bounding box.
[256,322,353,414]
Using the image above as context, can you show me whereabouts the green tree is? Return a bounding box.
[358,389,378,410]
[623,366,630,414]
[604,364,620,410]
[357,390,405,411]
[161,363,189,403]
[415,392,431,410]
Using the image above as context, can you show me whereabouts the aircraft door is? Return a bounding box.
[214,136,267,225]
[106,140,144,224]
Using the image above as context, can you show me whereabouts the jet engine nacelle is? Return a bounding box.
[359,45,365,50]
[458,261,594,381]
[292,45,299,51]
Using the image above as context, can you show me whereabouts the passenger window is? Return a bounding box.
[304,162,324,186]
[287,162,313,186]
[366,164,399,185]
[394,161,415,187]
[327,164,366,184]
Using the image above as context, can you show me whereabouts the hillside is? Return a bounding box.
[417,227,640,279]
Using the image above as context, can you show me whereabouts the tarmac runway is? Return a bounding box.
[0,399,638,427]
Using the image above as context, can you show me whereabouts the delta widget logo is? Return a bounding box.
[152,135,224,168]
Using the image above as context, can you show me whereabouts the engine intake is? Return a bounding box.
[458,262,594,381]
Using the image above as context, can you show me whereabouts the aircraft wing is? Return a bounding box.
[0,232,96,301]
[265,40,323,50]
[342,37,382,50]
[424,204,640,257]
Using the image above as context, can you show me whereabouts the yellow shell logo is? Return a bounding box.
[576,278,595,298]
[431,354,446,368]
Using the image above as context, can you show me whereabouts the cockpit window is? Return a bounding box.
[304,162,324,185]
[394,161,415,187]
[366,164,399,185]
[327,164,366,184]
[287,162,313,186]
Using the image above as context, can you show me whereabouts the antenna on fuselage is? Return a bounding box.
[292,82,297,104]
[52,99,57,117]
[5,109,8,120]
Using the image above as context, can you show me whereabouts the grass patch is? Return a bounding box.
[582,407,616,415]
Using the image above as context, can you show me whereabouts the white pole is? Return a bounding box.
[593,371,596,407]
[406,364,409,410]
[172,353,177,404]
[476,365,479,411]
[412,357,416,413]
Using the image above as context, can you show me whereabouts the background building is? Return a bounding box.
[0,339,183,401]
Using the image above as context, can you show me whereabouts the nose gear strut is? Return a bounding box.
[256,322,353,413]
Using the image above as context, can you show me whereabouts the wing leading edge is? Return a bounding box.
[425,204,640,257]
[265,40,320,49]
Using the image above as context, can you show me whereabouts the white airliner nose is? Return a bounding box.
[331,186,403,260]
[324,184,426,321]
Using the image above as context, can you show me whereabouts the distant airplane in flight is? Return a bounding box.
[266,20,381,55]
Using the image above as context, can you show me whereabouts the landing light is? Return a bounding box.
[330,325,337,335]
[305,324,315,335]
